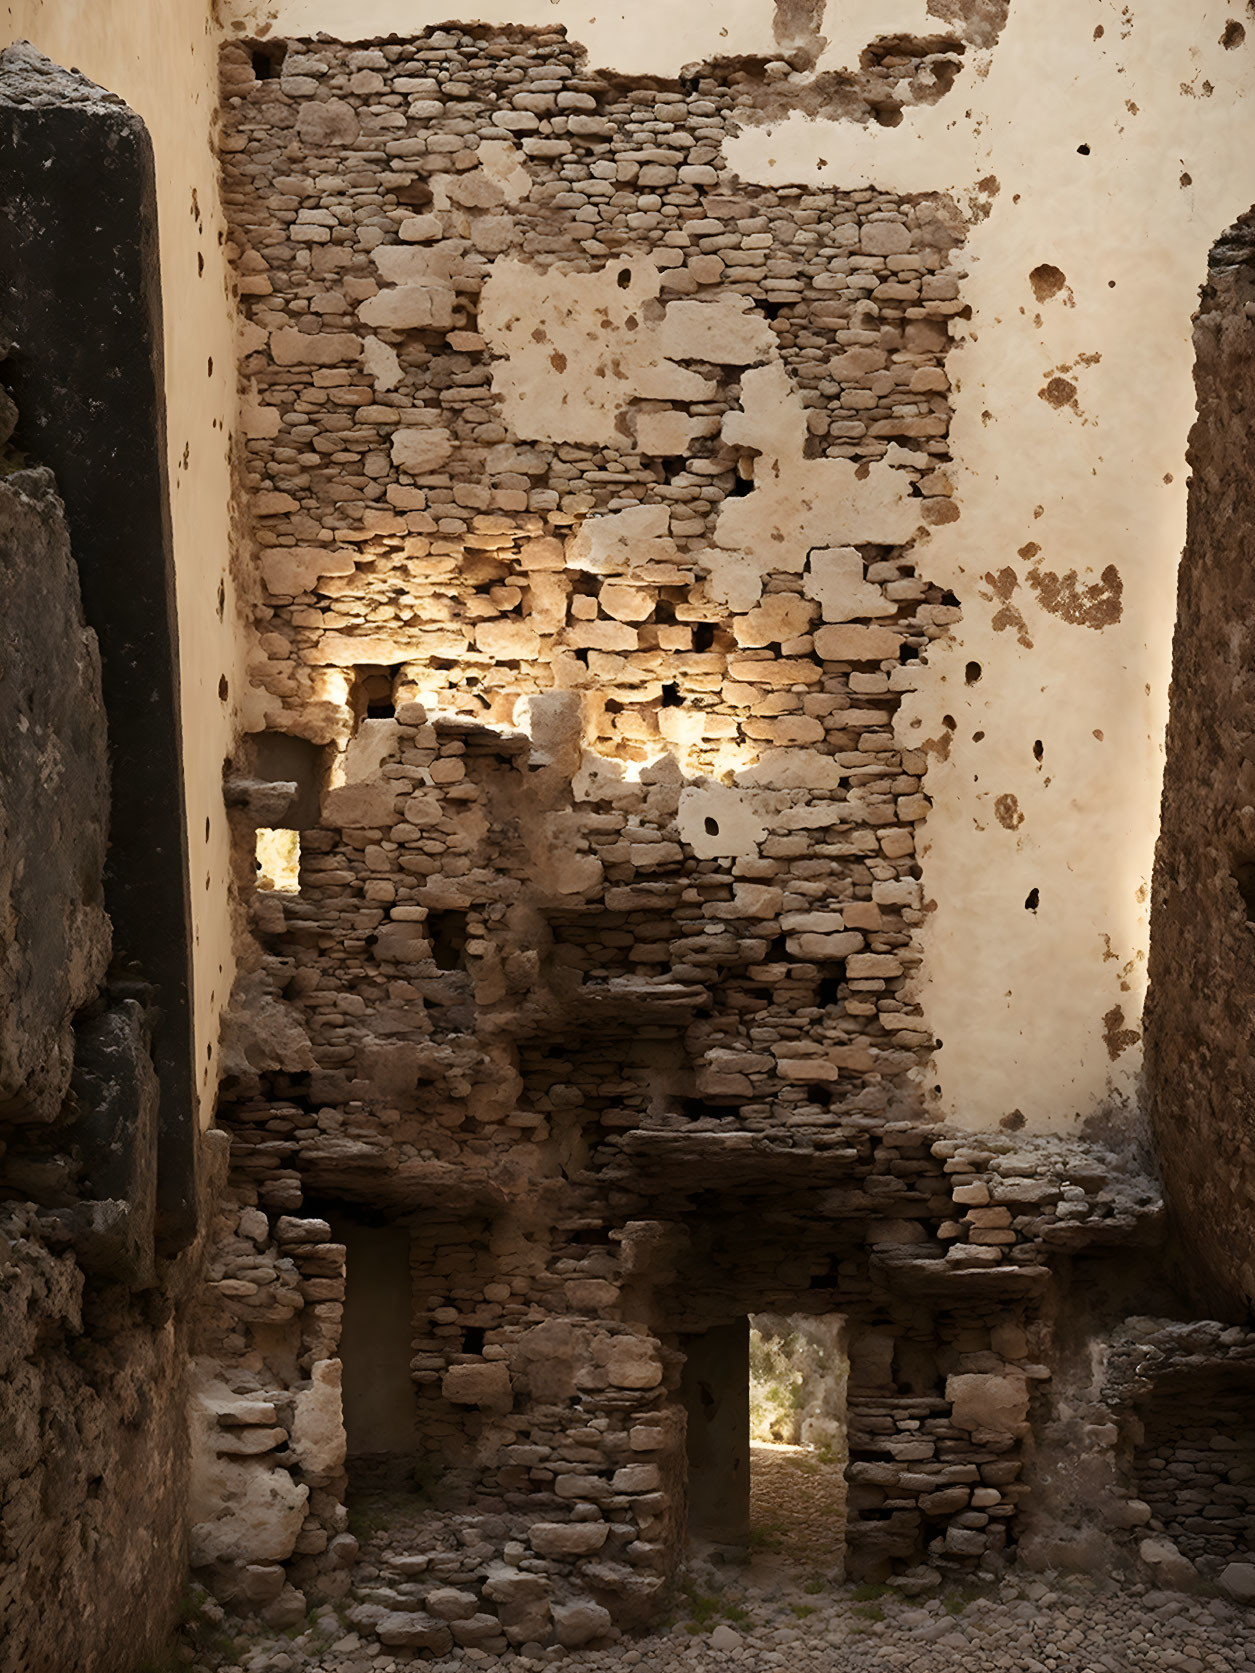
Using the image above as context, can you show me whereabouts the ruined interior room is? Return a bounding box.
[6,2,1255,1671]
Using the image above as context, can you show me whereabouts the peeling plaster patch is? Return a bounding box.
[1102,1004,1141,1061]
[812,0,933,74]
[362,335,402,392]
[1028,563,1124,629]
[707,361,923,603]
[479,257,713,446]
[676,782,768,859]
[772,0,827,65]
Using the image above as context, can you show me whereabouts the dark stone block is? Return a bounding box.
[0,43,196,1253]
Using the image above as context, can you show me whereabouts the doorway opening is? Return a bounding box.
[681,1312,848,1570]
[329,1208,419,1493]
[749,1313,848,1570]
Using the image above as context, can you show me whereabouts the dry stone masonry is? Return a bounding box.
[186,21,1234,1651]
[15,9,1255,1671]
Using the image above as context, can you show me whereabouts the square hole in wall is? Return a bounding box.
[255,827,300,893]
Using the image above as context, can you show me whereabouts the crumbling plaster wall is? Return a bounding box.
[0,0,243,1122]
[219,0,1255,1134]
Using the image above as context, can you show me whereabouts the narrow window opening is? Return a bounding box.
[461,1325,487,1355]
[428,909,468,971]
[249,41,287,79]
[351,664,404,723]
[704,815,720,836]
[764,932,789,961]
[661,682,683,708]
[818,966,846,1006]
[692,622,717,652]
[255,827,300,893]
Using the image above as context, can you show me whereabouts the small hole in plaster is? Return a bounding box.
[219,675,229,701]
[617,267,632,289]
[942,714,956,730]
[1033,739,1044,760]
[729,472,755,498]
[661,682,683,707]
[1222,20,1246,49]
[972,730,985,742]
[704,816,720,836]
[965,661,982,684]
[1077,143,1091,155]
[941,591,960,607]
[1025,888,1040,912]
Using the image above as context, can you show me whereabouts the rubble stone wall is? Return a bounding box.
[0,461,202,1673]
[194,19,1190,1646]
[1147,220,1255,1321]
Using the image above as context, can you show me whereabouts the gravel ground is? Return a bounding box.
[749,1441,846,1571]
[174,1437,1255,1673]
[177,1562,1255,1673]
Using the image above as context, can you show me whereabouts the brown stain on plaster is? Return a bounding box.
[1028,563,1123,629]
[994,792,1023,830]
[1102,1004,1141,1061]
[1029,264,1066,302]
[1040,375,1078,410]
[773,0,827,65]
[984,566,1033,647]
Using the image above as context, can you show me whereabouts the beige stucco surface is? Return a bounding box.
[726,0,1255,1130]
[2,0,240,1123]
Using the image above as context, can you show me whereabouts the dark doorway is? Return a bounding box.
[335,1218,419,1489]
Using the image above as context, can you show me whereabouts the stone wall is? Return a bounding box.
[0,453,207,1673]
[1146,218,1255,1320]
[191,20,1205,1646]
